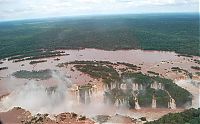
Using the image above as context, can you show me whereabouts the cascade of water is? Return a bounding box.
[111,83,116,89]
[120,83,127,90]
[134,97,141,110]
[76,89,80,104]
[104,94,109,105]
[107,84,109,90]
[152,94,157,109]
[103,84,109,91]
[84,90,87,104]
[114,99,120,107]
[132,83,136,91]
[108,84,110,90]
[140,84,143,90]
[89,89,92,99]
[85,90,91,104]
[122,99,125,104]
[121,98,127,106]
[151,82,157,89]
[91,85,97,99]
[158,83,164,90]
[151,82,164,90]
[119,99,123,107]
[71,85,80,104]
[131,91,140,109]
[165,90,176,109]
[135,83,139,90]
[110,83,113,89]
[168,98,176,109]
[114,83,116,89]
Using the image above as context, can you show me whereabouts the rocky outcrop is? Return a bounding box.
[0,107,95,124]
[94,114,138,124]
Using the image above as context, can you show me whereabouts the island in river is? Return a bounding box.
[0,49,199,124]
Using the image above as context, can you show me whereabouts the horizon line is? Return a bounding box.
[0,12,199,23]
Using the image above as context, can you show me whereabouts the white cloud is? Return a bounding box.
[0,0,199,21]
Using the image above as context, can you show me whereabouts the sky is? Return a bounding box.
[0,0,199,21]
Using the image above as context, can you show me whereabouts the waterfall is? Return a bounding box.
[114,99,125,107]
[114,99,120,107]
[84,89,93,104]
[168,98,176,109]
[107,84,110,90]
[151,82,157,89]
[152,94,156,109]
[151,82,164,90]
[131,91,141,109]
[139,84,143,90]
[121,99,128,107]
[119,99,122,107]
[136,83,138,90]
[84,90,87,104]
[86,90,90,104]
[103,84,109,91]
[122,99,125,104]
[76,89,80,104]
[132,83,135,90]
[110,83,116,90]
[158,83,164,90]
[110,83,113,89]
[71,85,80,104]
[120,83,127,90]
[91,85,97,100]
[104,84,110,91]
[165,90,176,109]
[134,97,141,110]
[71,84,97,104]
[132,83,139,91]
[89,89,92,98]
[114,83,116,89]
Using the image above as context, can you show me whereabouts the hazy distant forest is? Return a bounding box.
[0,13,199,59]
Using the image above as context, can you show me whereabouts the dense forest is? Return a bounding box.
[0,13,199,59]
[146,108,200,124]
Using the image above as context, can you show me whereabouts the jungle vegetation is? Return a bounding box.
[0,13,199,60]
[145,108,200,124]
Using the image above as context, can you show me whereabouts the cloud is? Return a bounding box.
[0,0,199,21]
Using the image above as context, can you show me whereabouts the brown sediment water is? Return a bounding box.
[130,108,184,121]
[0,49,199,123]
[0,49,199,78]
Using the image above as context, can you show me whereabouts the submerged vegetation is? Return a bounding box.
[147,71,159,76]
[0,67,8,71]
[12,69,52,80]
[195,72,200,76]
[194,59,200,64]
[8,50,68,62]
[191,66,200,71]
[0,13,199,60]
